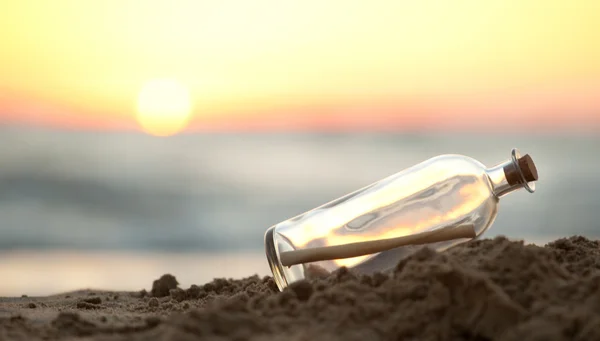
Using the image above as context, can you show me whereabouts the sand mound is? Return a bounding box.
[2,236,600,340]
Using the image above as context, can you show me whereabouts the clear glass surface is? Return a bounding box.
[265,150,533,290]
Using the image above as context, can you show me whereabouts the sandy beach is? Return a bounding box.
[1,235,599,341]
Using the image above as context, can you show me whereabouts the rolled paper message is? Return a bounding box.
[280,224,476,267]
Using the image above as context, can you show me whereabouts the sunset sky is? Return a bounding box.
[1,0,599,135]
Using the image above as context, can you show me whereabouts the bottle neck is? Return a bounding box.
[486,159,525,198]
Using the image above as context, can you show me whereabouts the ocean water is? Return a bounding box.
[0,126,598,295]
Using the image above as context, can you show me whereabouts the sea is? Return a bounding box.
[0,125,598,296]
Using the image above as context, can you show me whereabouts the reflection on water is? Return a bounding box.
[0,128,599,253]
[0,128,599,295]
[0,251,269,297]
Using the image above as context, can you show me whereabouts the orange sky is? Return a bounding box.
[1,0,599,134]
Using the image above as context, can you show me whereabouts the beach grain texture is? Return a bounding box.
[1,235,599,341]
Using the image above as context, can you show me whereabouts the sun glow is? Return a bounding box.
[1,1,599,131]
[136,79,193,136]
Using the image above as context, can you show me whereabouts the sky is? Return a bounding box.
[1,0,599,135]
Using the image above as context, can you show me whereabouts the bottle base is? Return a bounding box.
[264,226,287,291]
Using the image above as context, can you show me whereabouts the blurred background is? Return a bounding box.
[1,0,599,296]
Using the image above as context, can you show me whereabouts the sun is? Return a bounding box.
[136,79,193,136]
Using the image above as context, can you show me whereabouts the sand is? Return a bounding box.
[1,235,599,341]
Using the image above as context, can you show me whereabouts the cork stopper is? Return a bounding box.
[504,154,538,186]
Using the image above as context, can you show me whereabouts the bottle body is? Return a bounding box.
[265,149,537,291]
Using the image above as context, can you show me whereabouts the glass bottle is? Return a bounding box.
[264,148,539,291]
